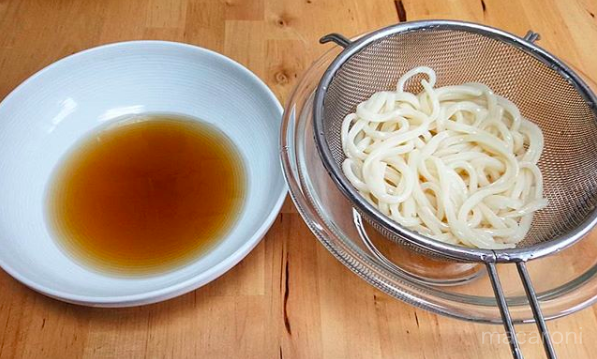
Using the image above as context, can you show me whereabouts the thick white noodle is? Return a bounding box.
[340,66,548,249]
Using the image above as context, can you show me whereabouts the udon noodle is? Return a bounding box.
[341,66,547,249]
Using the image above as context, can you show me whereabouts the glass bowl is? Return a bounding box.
[280,46,597,323]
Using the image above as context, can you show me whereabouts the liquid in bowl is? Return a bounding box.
[46,114,246,276]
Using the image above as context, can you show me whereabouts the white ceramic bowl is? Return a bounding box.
[0,41,286,307]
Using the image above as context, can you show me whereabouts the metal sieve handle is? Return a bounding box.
[523,30,541,43]
[517,262,557,358]
[320,33,352,48]
[487,262,557,359]
[487,263,524,358]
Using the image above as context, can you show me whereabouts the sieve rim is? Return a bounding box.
[313,19,597,263]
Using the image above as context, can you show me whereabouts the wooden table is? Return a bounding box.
[1,0,597,358]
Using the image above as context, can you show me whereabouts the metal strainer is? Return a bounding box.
[313,20,597,359]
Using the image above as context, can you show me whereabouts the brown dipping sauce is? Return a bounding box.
[46,114,246,276]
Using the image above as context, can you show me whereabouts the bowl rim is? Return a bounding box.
[0,40,287,307]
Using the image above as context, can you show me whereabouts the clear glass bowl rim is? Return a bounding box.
[280,42,597,324]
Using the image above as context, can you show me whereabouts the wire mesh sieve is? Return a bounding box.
[312,20,597,359]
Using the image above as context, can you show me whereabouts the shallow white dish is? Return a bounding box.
[0,41,286,307]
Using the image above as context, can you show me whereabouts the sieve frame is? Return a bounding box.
[313,19,597,264]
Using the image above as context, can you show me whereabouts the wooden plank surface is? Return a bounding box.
[1,0,597,358]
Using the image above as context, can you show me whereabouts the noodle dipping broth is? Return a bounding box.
[46,114,246,275]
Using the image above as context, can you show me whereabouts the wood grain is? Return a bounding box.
[1,0,597,358]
